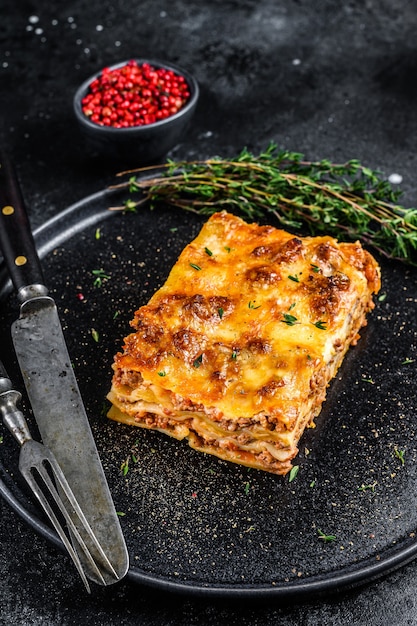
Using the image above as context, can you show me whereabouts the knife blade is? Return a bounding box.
[0,154,129,585]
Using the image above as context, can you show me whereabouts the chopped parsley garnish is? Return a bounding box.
[218,307,224,319]
[288,274,299,282]
[310,263,320,273]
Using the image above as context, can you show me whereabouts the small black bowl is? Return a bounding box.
[73,59,199,166]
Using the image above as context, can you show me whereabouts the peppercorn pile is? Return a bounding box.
[81,60,191,128]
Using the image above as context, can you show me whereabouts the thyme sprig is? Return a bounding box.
[111,144,417,264]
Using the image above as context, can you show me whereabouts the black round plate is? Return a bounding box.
[1,185,417,599]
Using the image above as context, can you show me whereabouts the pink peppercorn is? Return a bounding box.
[81,60,191,128]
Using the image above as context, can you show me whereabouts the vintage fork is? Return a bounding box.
[0,358,120,592]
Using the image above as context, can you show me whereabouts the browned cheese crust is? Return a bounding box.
[107,211,381,475]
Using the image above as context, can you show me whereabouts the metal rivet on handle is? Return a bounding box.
[2,205,14,215]
[15,256,27,266]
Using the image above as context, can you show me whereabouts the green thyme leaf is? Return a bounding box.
[394,447,406,465]
[358,481,377,492]
[313,320,327,330]
[281,313,298,326]
[317,529,336,542]
[121,458,129,476]
[123,199,138,213]
[189,262,202,271]
[92,268,110,287]
[100,401,110,417]
[288,465,299,482]
[117,143,417,265]
[193,354,203,368]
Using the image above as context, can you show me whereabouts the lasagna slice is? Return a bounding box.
[107,211,380,475]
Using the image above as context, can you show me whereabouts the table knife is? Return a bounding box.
[0,153,129,585]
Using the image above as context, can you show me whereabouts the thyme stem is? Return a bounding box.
[110,144,417,264]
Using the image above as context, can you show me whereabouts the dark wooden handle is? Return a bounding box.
[0,153,45,293]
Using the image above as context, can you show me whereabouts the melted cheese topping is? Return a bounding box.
[108,211,380,475]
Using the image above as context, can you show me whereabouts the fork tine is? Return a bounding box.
[36,458,118,583]
[20,444,119,585]
[21,465,92,593]
[29,462,108,586]
[0,361,122,589]
[37,451,120,580]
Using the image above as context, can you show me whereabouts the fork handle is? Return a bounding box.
[0,359,32,446]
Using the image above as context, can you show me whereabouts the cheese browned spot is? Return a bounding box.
[107,211,381,475]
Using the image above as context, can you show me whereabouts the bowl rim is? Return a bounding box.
[73,58,199,134]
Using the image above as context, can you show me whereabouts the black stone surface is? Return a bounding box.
[2,1,417,623]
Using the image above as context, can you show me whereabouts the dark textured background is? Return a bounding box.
[1,1,417,624]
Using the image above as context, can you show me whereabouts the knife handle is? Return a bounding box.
[0,153,47,297]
